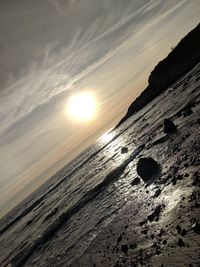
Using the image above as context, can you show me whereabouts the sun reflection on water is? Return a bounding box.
[98,129,114,143]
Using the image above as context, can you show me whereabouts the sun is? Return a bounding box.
[66,92,96,122]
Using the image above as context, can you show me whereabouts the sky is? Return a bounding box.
[0,0,200,217]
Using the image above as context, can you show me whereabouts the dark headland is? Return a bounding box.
[116,23,200,127]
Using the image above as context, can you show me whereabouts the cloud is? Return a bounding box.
[0,0,191,138]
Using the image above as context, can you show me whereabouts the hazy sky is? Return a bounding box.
[0,0,199,216]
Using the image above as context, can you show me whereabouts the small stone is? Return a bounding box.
[181,229,187,236]
[153,188,161,198]
[176,225,182,234]
[171,177,177,185]
[177,238,185,247]
[158,229,164,237]
[147,205,162,222]
[193,203,200,209]
[192,174,200,186]
[26,218,34,226]
[121,244,128,254]
[141,229,148,235]
[183,107,193,117]
[163,118,177,134]
[131,177,140,186]
[122,258,127,264]
[154,205,162,216]
[129,244,137,250]
[139,220,147,226]
[121,147,128,154]
[177,174,183,180]
[192,223,200,235]
[117,235,122,243]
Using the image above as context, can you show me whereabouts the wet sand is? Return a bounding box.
[72,68,200,266]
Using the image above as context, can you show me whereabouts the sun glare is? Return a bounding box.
[67,92,96,122]
[98,130,114,143]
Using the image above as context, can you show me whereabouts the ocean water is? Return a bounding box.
[0,64,200,266]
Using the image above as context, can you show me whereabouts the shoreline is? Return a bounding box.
[71,66,200,267]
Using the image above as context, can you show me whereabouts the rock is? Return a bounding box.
[183,107,193,117]
[163,118,177,134]
[192,172,200,186]
[171,174,183,186]
[176,225,182,234]
[192,223,200,234]
[176,225,187,236]
[117,235,122,243]
[177,238,185,247]
[141,229,148,235]
[139,220,147,226]
[121,244,128,254]
[136,157,160,182]
[129,244,137,250]
[147,205,162,222]
[26,218,34,226]
[122,258,127,264]
[45,207,58,220]
[151,234,155,239]
[158,229,164,237]
[121,147,128,154]
[163,240,167,245]
[131,177,140,186]
[153,188,161,198]
[193,202,200,209]
[165,87,174,96]
[181,229,187,236]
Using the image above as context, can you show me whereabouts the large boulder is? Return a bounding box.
[136,157,160,182]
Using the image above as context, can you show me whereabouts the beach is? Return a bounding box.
[0,63,200,266]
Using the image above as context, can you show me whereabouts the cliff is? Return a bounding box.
[116,23,200,127]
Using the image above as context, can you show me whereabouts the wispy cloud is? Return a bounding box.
[0,0,193,138]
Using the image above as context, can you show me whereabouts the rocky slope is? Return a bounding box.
[117,23,200,127]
